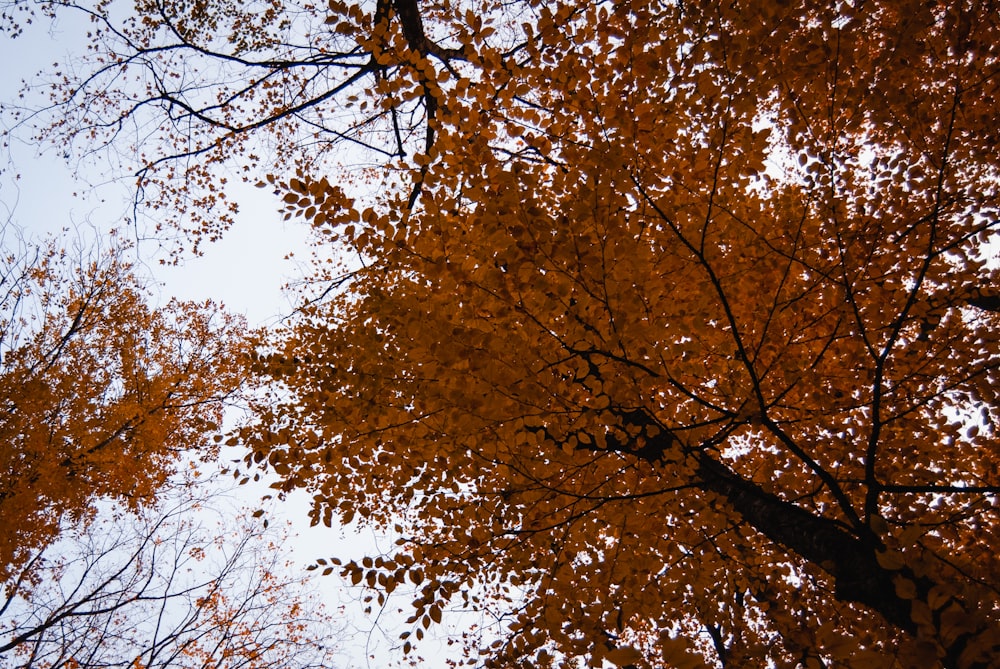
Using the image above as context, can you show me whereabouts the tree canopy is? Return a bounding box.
[4,0,1000,667]
[0,230,249,581]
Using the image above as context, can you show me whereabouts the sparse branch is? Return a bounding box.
[1,488,342,669]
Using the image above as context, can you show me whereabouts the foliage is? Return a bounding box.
[5,0,1000,667]
[0,228,250,582]
[0,478,341,669]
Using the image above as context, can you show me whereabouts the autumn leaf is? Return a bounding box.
[605,646,643,667]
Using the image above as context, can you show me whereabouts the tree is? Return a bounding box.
[5,0,1000,667]
[0,228,250,582]
[0,479,342,669]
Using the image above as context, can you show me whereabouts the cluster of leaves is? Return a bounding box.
[249,1,1000,667]
[0,223,346,669]
[5,0,1000,668]
[0,228,250,582]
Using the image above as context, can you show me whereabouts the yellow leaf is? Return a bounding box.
[894,576,918,600]
[876,550,906,570]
